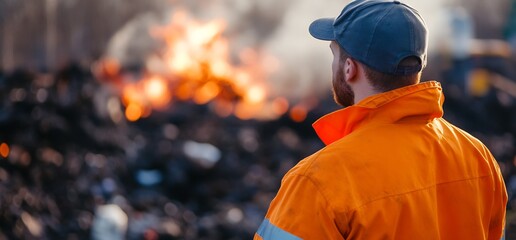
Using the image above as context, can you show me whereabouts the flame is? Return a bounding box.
[143,76,171,109]
[121,75,169,120]
[234,101,264,120]
[149,10,277,119]
[125,103,143,122]
[0,143,9,158]
[194,81,221,104]
[100,10,315,122]
[244,85,266,104]
[290,104,308,123]
[271,97,289,116]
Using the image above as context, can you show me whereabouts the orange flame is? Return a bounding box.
[271,97,290,116]
[143,76,172,109]
[125,103,143,122]
[0,143,9,158]
[101,10,315,122]
[149,10,278,119]
[193,82,221,105]
[290,104,308,123]
[121,75,169,120]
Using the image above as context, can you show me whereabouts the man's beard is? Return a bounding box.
[332,63,355,107]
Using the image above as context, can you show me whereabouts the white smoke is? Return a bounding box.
[106,12,165,67]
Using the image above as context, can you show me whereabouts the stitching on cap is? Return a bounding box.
[402,9,415,54]
[340,1,388,58]
[366,4,396,70]
[394,8,418,74]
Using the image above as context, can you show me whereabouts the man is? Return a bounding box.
[254,0,507,239]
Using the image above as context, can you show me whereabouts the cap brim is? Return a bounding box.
[309,18,335,41]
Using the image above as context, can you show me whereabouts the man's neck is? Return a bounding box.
[352,77,380,104]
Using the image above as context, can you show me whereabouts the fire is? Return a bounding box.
[271,97,290,116]
[0,143,9,158]
[99,10,315,122]
[125,103,143,122]
[245,85,266,104]
[193,81,221,105]
[143,76,171,108]
[290,104,308,123]
[121,75,169,121]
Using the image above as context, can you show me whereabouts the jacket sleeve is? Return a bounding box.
[254,173,345,240]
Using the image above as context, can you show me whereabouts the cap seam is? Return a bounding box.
[365,4,396,72]
[395,8,417,74]
[339,1,388,60]
[402,9,415,56]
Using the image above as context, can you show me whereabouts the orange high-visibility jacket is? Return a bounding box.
[255,81,507,240]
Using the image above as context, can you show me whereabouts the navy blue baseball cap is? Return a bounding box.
[309,0,428,75]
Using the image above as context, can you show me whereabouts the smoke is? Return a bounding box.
[106,12,165,67]
[104,0,451,100]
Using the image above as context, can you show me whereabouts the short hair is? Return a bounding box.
[339,48,421,92]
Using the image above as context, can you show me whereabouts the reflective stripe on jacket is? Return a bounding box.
[255,81,507,240]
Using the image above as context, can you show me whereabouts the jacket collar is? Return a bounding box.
[313,81,444,145]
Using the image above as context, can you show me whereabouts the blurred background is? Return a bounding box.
[0,0,515,239]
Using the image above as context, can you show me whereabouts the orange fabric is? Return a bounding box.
[255,81,507,240]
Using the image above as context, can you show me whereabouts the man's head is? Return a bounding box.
[309,0,428,106]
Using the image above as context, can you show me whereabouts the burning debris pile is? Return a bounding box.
[0,62,328,239]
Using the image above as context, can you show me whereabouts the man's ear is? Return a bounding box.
[344,58,358,83]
